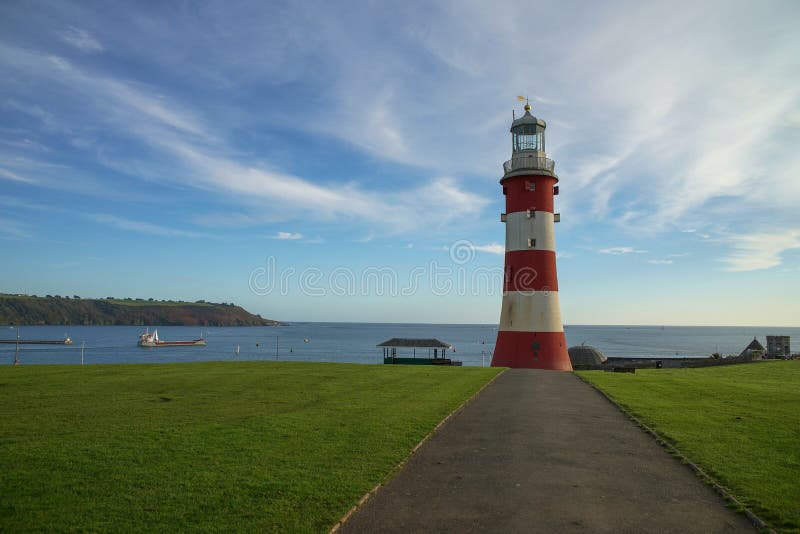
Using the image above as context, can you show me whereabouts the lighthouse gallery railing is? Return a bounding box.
[503,155,555,174]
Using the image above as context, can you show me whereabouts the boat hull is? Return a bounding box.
[0,339,72,345]
[138,339,206,347]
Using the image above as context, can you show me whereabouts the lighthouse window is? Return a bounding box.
[512,125,544,152]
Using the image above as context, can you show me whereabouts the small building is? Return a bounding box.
[568,344,608,366]
[766,335,790,358]
[378,338,461,366]
[739,337,766,360]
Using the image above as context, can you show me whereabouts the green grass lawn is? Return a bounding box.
[0,362,501,532]
[578,361,800,533]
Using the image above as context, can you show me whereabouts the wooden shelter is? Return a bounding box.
[378,338,461,366]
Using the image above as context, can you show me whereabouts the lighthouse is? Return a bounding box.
[492,101,571,371]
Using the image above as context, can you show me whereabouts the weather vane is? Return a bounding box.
[517,95,531,111]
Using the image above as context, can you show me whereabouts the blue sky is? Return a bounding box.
[1,1,799,325]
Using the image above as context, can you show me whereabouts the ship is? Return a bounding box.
[137,328,206,347]
[0,335,72,345]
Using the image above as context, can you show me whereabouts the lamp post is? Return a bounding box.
[256,335,280,360]
[14,327,20,366]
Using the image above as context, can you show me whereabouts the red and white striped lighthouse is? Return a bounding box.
[492,101,571,371]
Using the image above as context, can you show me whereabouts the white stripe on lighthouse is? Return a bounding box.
[498,290,564,332]
[505,211,556,252]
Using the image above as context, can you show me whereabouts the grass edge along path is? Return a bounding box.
[574,373,774,534]
[0,361,502,533]
[578,361,800,534]
[330,367,506,532]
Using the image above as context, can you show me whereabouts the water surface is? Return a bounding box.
[1,323,797,366]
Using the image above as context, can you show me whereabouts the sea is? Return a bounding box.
[2,323,798,366]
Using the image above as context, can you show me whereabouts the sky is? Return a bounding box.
[1,0,799,326]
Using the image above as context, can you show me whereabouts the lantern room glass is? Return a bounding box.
[512,124,544,152]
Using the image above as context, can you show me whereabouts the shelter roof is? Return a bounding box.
[377,338,451,348]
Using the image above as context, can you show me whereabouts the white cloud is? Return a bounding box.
[2,100,58,131]
[599,247,647,255]
[191,213,261,228]
[268,231,324,243]
[1,46,208,139]
[272,231,303,240]
[721,229,800,272]
[58,27,103,53]
[86,213,206,238]
[166,141,486,231]
[680,229,712,240]
[0,44,488,234]
[441,242,504,255]
[356,232,375,243]
[472,243,504,255]
[0,168,35,184]
[0,216,32,239]
[647,259,674,265]
[0,195,47,210]
[2,3,799,247]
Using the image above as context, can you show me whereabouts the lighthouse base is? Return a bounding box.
[492,331,572,370]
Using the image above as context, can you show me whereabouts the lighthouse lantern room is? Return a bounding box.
[492,101,572,371]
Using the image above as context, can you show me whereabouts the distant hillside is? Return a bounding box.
[0,294,280,326]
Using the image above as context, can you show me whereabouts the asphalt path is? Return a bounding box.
[341,369,754,533]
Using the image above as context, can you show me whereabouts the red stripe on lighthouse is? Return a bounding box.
[492,331,571,370]
[503,175,557,214]
[504,250,559,292]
